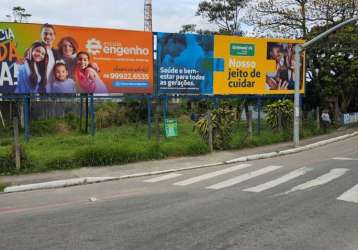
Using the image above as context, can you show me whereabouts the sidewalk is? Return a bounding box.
[1,127,357,188]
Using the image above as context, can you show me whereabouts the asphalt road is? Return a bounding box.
[0,136,358,250]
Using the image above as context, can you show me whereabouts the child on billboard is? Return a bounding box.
[74,51,107,93]
[47,60,76,93]
[15,41,49,93]
[57,36,78,79]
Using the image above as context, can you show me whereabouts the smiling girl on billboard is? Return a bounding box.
[15,41,49,93]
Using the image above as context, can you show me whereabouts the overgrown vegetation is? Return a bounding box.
[0,109,330,175]
[0,182,7,192]
[265,99,294,132]
[194,108,236,150]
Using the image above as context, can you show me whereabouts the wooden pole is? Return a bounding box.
[13,117,21,170]
[248,109,253,140]
[208,110,213,152]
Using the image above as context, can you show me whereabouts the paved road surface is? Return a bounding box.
[0,136,358,249]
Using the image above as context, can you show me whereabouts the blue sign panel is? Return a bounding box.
[157,32,214,94]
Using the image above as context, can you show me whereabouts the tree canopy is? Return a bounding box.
[196,0,247,34]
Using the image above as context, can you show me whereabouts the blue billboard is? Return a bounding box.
[157,32,214,94]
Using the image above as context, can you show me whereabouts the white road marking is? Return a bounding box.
[337,184,358,203]
[332,157,358,161]
[206,165,283,190]
[284,168,349,194]
[144,173,182,183]
[173,164,252,186]
[244,167,313,193]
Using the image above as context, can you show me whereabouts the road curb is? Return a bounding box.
[226,131,358,164]
[3,131,358,193]
[3,162,224,193]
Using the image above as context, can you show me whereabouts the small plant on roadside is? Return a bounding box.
[194,107,235,150]
[265,99,294,132]
[0,182,8,192]
[0,146,15,174]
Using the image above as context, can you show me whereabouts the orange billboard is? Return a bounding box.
[0,22,153,94]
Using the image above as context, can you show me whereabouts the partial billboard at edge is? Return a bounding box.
[0,22,153,94]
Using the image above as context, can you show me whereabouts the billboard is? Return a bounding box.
[0,22,153,94]
[213,35,305,95]
[157,32,213,95]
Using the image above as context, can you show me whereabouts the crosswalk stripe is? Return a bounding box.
[337,184,358,203]
[143,173,182,183]
[173,164,252,186]
[284,168,349,194]
[244,167,313,193]
[332,157,358,161]
[206,165,283,190]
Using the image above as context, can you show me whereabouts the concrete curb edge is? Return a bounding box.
[4,131,358,193]
[225,131,358,164]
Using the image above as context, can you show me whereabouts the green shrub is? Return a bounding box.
[265,99,293,132]
[194,108,235,150]
[0,182,8,192]
[0,138,13,147]
[96,102,129,129]
[74,143,161,167]
[0,146,15,174]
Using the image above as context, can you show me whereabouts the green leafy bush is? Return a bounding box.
[265,99,294,132]
[194,108,235,150]
[96,102,129,129]
[0,146,15,174]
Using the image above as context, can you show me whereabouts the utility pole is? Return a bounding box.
[293,16,358,147]
[144,0,152,32]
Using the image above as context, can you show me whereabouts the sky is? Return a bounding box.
[0,0,215,32]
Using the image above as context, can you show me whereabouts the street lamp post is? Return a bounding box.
[293,16,358,147]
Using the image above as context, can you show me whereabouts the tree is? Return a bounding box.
[12,6,31,23]
[179,24,215,35]
[305,24,358,121]
[196,0,247,35]
[245,0,358,38]
[179,24,197,34]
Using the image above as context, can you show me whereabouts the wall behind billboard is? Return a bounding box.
[0,22,153,94]
[157,32,213,95]
[214,35,305,95]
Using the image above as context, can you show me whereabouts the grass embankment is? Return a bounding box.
[0,117,328,175]
[0,182,7,192]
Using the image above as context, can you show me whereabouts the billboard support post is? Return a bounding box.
[147,95,152,139]
[23,95,30,141]
[256,96,261,135]
[214,97,219,109]
[79,94,83,132]
[90,94,95,136]
[208,109,213,152]
[162,95,168,122]
[85,94,89,134]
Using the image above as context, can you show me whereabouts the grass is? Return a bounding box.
[0,182,7,192]
[0,116,331,175]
